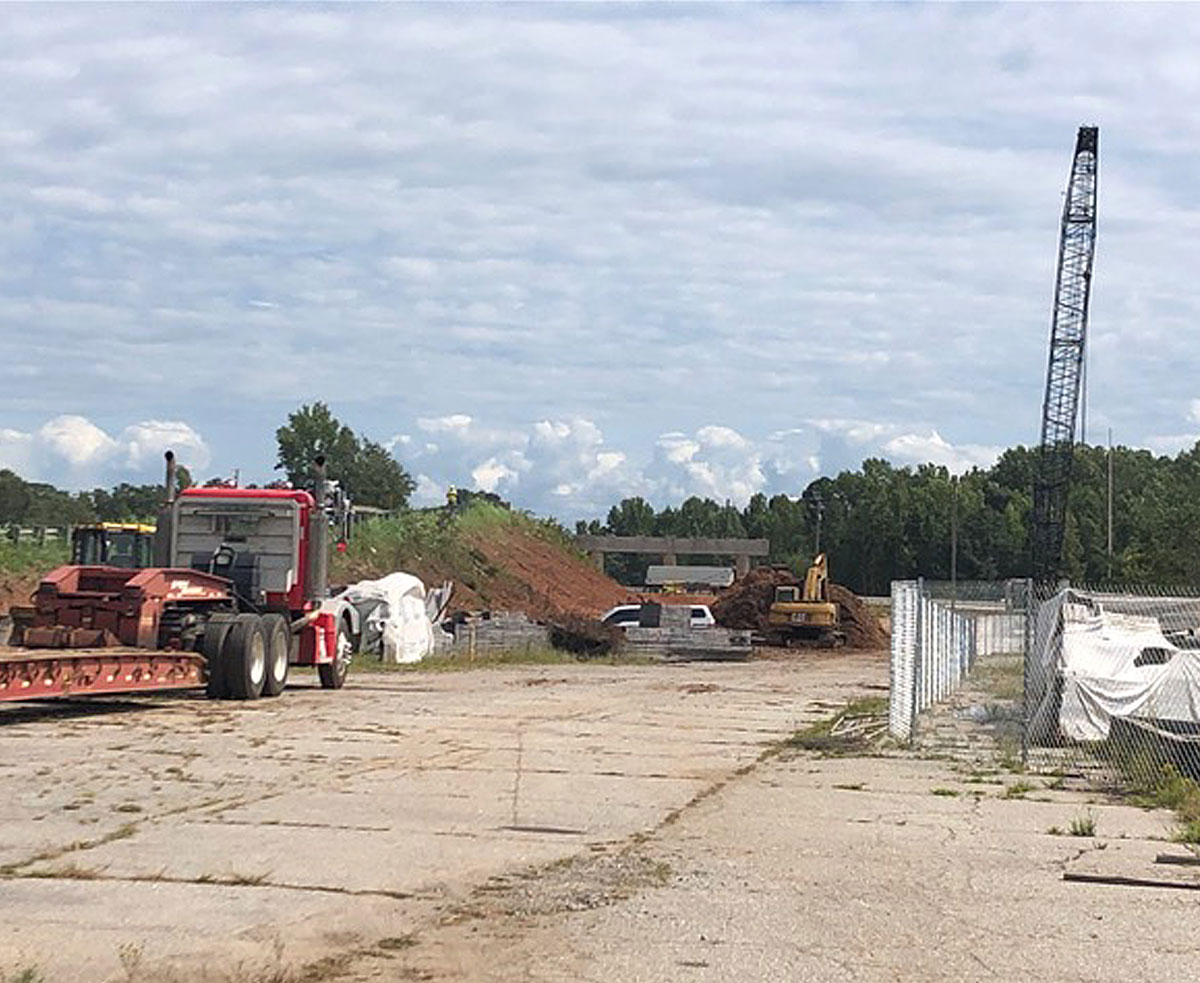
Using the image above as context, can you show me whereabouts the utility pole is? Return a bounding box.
[1107,427,1114,580]
[813,497,824,556]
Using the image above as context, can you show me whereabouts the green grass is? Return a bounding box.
[1123,765,1200,845]
[1003,781,1036,800]
[931,787,960,797]
[0,540,67,576]
[1069,812,1096,837]
[333,509,470,583]
[972,655,1025,702]
[784,697,889,755]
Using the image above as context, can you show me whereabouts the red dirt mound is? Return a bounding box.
[711,567,888,650]
[460,525,629,619]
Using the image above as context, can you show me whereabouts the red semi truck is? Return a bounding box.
[0,453,359,703]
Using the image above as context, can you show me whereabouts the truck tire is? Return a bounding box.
[224,614,268,700]
[318,617,353,690]
[261,614,290,698]
[202,613,237,699]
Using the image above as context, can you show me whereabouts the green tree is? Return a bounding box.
[275,402,414,510]
[347,439,416,511]
[275,402,359,488]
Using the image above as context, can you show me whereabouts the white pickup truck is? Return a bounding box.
[601,603,716,630]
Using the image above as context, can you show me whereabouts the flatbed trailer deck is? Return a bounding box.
[0,646,203,702]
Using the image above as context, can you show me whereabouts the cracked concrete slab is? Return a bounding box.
[1,656,880,980]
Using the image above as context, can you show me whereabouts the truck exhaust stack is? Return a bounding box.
[153,450,177,566]
[305,455,329,603]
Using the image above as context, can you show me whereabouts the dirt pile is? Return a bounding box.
[711,567,798,630]
[468,525,628,619]
[711,566,889,650]
[334,508,630,622]
[828,583,890,649]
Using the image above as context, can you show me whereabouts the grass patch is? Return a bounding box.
[1003,781,1036,800]
[0,540,68,575]
[832,782,866,791]
[971,655,1024,702]
[2,968,45,983]
[1124,765,1200,845]
[931,787,960,797]
[333,501,561,588]
[1069,812,1097,837]
[995,734,1025,773]
[785,697,888,756]
[1047,825,1064,836]
[1172,820,1200,845]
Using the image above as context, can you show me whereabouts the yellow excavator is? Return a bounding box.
[765,553,845,647]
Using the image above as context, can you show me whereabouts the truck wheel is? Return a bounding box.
[318,618,353,690]
[202,613,237,699]
[261,614,290,697]
[224,614,267,700]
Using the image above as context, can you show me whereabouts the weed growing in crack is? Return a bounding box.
[376,935,418,951]
[1003,781,1035,800]
[1069,812,1097,837]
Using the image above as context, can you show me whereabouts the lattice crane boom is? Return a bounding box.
[1032,125,1099,582]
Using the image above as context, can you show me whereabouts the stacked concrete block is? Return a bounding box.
[625,603,752,662]
[453,612,551,656]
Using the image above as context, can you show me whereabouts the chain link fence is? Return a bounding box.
[891,577,1200,801]
[1026,581,1200,793]
[888,579,1026,741]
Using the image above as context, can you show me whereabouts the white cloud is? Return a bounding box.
[37,415,116,468]
[882,430,1003,475]
[0,415,209,487]
[471,457,518,494]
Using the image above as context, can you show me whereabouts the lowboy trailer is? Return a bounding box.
[1,452,359,703]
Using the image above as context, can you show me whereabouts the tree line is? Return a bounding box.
[577,443,1200,595]
[9,402,1200,596]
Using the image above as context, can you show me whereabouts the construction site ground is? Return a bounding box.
[4,650,1199,982]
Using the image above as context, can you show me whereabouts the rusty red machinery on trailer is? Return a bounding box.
[0,452,360,703]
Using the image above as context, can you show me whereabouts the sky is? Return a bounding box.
[3,3,1200,520]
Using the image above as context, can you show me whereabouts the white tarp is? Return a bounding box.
[343,572,440,663]
[1031,590,1200,741]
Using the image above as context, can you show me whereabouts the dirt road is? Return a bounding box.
[0,652,885,980]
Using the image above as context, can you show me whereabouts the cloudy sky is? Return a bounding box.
[3,4,1200,519]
